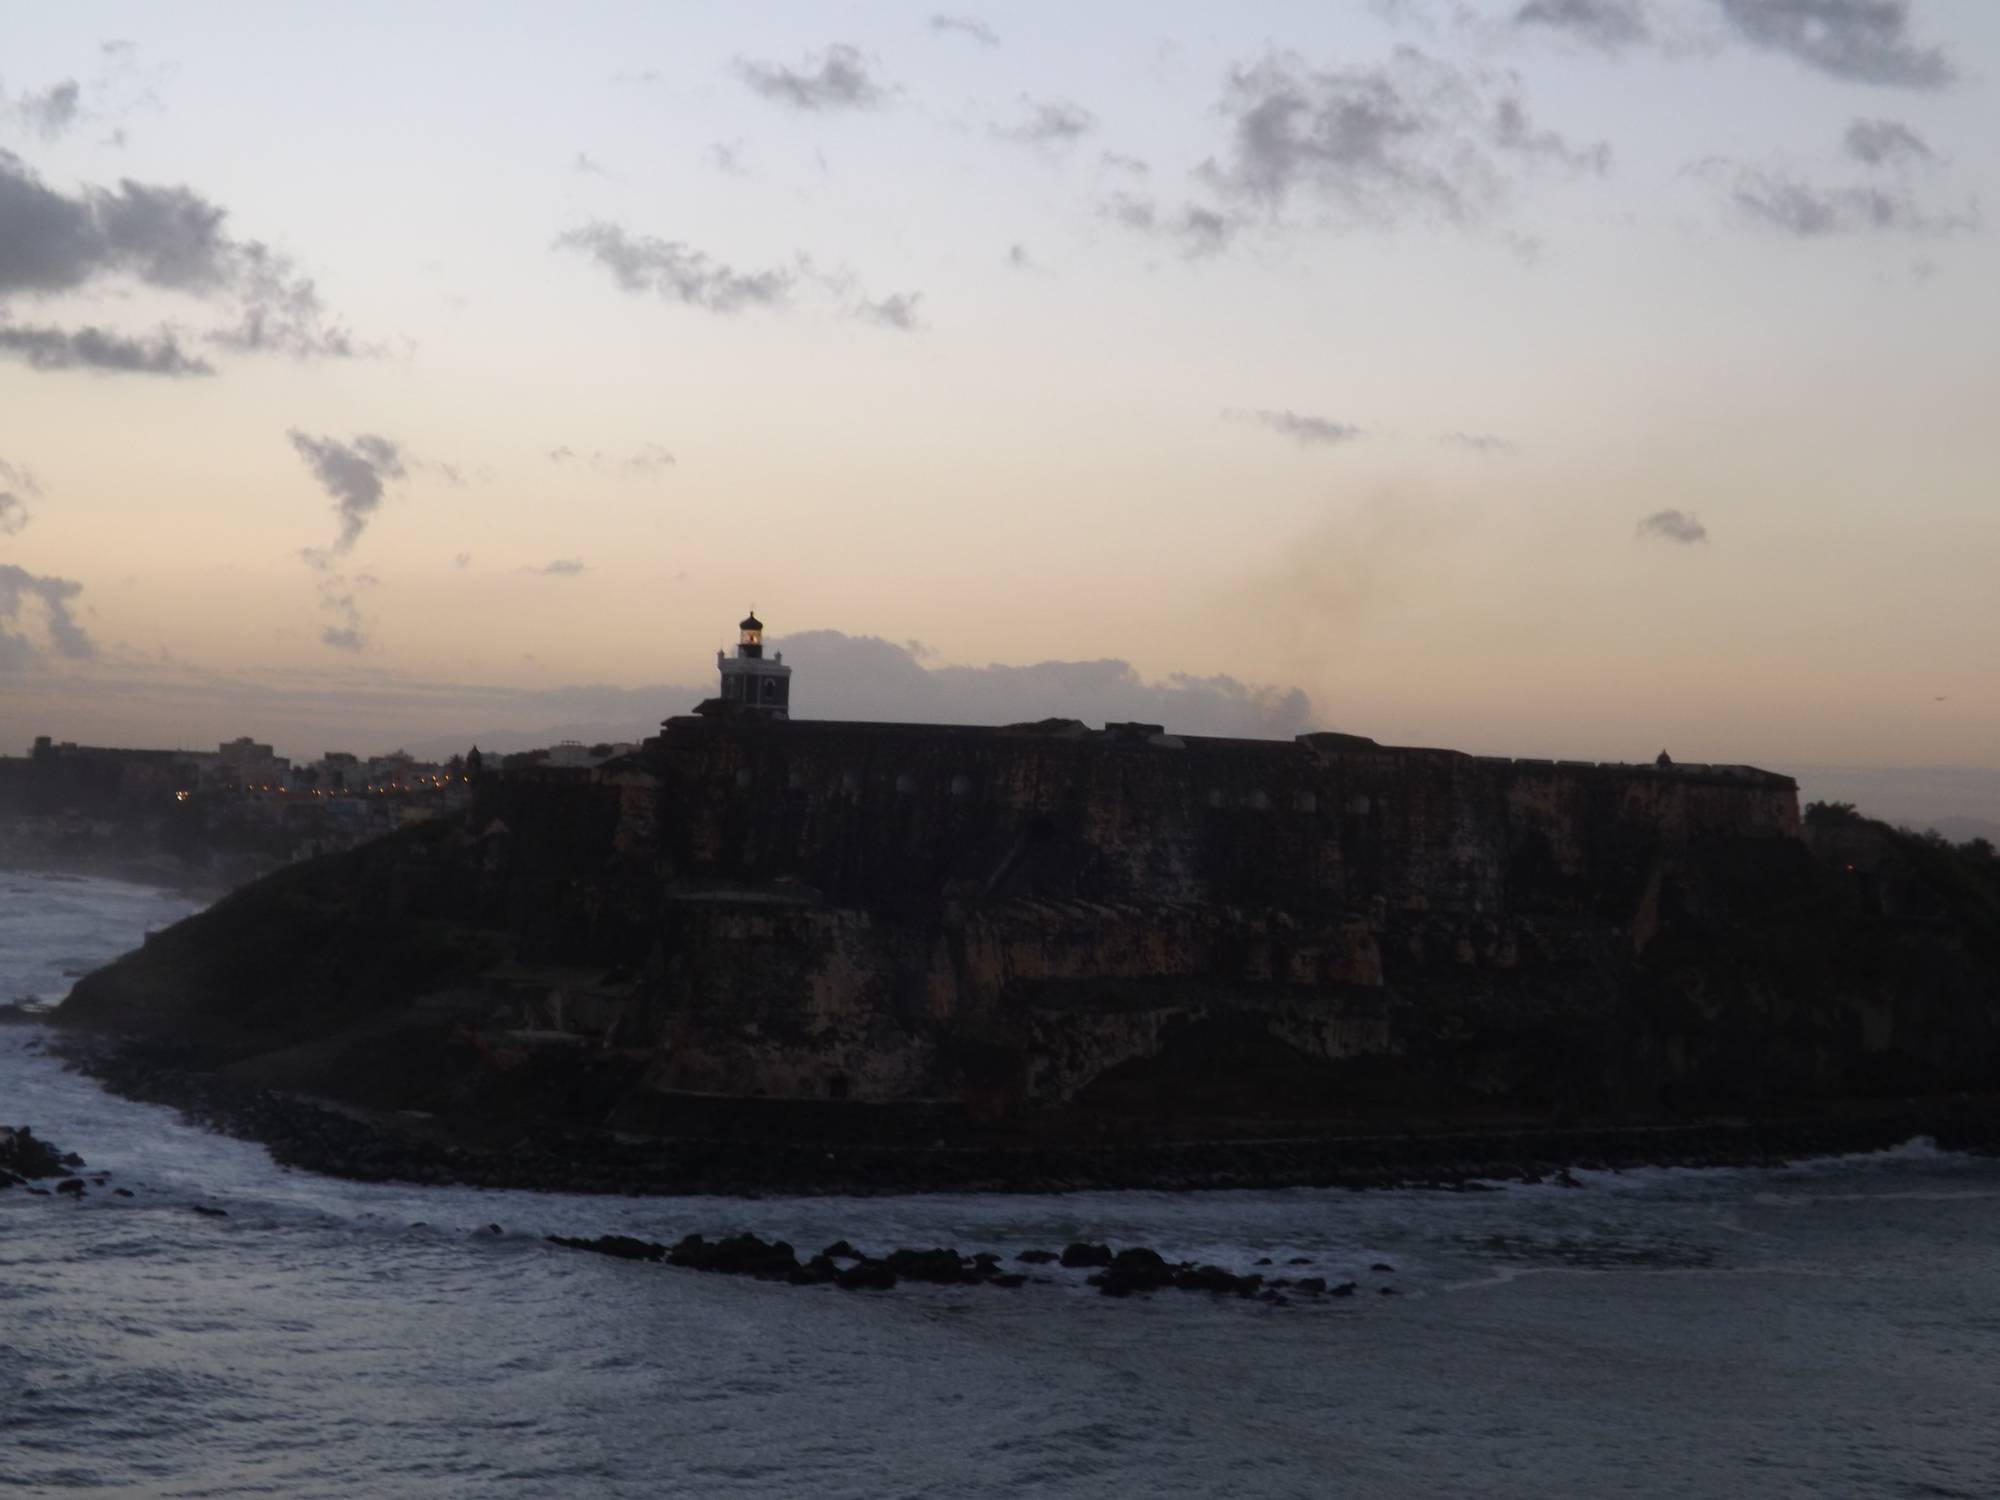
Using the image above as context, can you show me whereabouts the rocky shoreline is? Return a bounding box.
[52,1035,2000,1198]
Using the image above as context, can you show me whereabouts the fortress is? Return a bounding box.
[472,613,1809,1119]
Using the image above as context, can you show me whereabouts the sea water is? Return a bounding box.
[3,872,1998,1498]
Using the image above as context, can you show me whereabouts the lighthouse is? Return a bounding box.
[711,610,792,718]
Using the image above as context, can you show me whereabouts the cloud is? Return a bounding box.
[1715,0,1953,89]
[546,442,677,476]
[1196,48,1606,234]
[0,149,360,366]
[736,44,890,111]
[0,321,214,375]
[1636,508,1708,543]
[707,139,747,175]
[535,558,587,576]
[1006,242,1034,270]
[555,221,794,312]
[320,626,364,652]
[452,551,472,570]
[1727,166,1973,237]
[770,630,1315,738]
[996,97,1097,152]
[0,457,36,536]
[1100,151,1150,178]
[855,291,923,330]
[1099,193,1239,256]
[1442,431,1517,453]
[1844,116,1933,166]
[1491,96,1611,173]
[1511,0,1652,50]
[0,563,94,667]
[1228,407,1365,446]
[930,14,999,46]
[14,79,82,140]
[572,151,606,176]
[286,431,407,552]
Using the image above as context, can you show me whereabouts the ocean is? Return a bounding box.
[4,871,1998,1498]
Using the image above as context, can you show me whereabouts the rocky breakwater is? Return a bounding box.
[544,1231,1390,1306]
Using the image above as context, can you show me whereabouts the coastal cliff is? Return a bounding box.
[55,718,2000,1188]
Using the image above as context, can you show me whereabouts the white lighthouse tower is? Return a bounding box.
[712,609,792,718]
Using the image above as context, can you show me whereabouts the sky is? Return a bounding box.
[1,1,1996,800]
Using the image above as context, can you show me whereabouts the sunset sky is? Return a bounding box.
[2,2,1995,800]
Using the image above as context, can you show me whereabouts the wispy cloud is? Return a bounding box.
[930,14,999,46]
[995,97,1097,153]
[1442,431,1517,454]
[535,558,588,577]
[0,456,39,537]
[555,222,794,312]
[1636,508,1708,544]
[1511,0,1652,51]
[1228,407,1365,446]
[855,291,923,331]
[736,44,890,111]
[1845,117,1933,167]
[13,79,82,140]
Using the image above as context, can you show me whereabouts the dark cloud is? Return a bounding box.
[930,14,999,46]
[15,79,82,140]
[0,563,94,667]
[1512,0,1652,50]
[1229,408,1365,446]
[1845,116,1933,166]
[1716,0,1953,89]
[1728,167,1973,237]
[1636,508,1708,543]
[736,44,890,111]
[535,558,587,577]
[1442,431,1517,453]
[855,291,923,331]
[0,321,214,376]
[1197,49,1604,234]
[0,149,359,366]
[286,431,406,552]
[555,222,794,312]
[996,97,1097,152]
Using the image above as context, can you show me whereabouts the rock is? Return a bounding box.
[191,1204,228,1217]
[1379,1286,1399,1296]
[1016,1248,1059,1264]
[55,1178,85,1196]
[1294,1277,1327,1294]
[836,1259,897,1291]
[787,1256,840,1285]
[546,1233,667,1262]
[885,1247,973,1284]
[821,1239,864,1261]
[1288,1256,1313,1266]
[989,1273,1027,1289]
[1254,1256,1274,1266]
[1110,1247,1168,1272]
[112,1187,134,1198]
[669,1232,800,1278]
[1330,1281,1358,1297]
[1060,1242,1114,1268]
[1370,1262,1394,1273]
[480,1223,503,1236]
